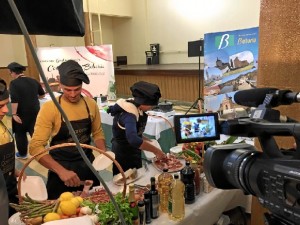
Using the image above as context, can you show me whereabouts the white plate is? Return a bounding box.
[8,212,25,225]
[170,145,183,154]
[143,150,156,160]
[113,167,146,186]
[18,176,47,201]
[92,151,115,171]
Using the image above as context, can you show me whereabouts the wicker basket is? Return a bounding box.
[17,143,127,203]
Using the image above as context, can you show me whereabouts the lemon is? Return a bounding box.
[59,200,77,216]
[75,196,83,204]
[70,197,80,208]
[56,207,63,215]
[59,192,74,201]
[43,212,61,222]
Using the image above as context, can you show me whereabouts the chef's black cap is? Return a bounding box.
[0,79,9,101]
[130,81,161,105]
[7,62,26,74]
[58,60,90,86]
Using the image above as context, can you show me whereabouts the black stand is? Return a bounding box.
[185,39,204,115]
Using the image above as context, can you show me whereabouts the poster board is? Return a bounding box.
[203,27,259,144]
[37,45,116,99]
[203,27,259,118]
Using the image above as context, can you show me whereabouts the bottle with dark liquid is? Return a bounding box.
[191,162,201,196]
[180,160,195,204]
[138,200,146,225]
[143,192,151,224]
[149,177,160,219]
[128,183,139,225]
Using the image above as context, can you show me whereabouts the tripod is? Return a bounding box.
[185,39,204,115]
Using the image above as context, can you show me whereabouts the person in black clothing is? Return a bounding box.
[0,78,27,221]
[8,62,45,159]
[107,81,166,175]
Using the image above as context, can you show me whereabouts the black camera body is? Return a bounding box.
[202,88,300,224]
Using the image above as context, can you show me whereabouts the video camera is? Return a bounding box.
[191,88,300,225]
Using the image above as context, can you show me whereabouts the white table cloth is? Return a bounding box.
[105,163,252,225]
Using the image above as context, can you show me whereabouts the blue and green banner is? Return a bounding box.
[203,27,259,116]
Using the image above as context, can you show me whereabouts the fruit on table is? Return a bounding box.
[59,200,77,216]
[59,192,74,201]
[74,196,83,203]
[70,197,81,208]
[43,212,61,222]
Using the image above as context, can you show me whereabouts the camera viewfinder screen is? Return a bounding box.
[174,113,220,143]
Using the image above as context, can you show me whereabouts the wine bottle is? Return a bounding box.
[149,177,160,219]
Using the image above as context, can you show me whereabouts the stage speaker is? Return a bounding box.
[188,39,204,57]
[0,0,85,36]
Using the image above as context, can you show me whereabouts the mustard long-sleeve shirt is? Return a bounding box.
[29,96,105,160]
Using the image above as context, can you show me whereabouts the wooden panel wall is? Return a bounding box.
[251,0,300,225]
[115,69,203,103]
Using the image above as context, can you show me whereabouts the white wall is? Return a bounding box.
[111,0,261,65]
[84,0,132,16]
[0,0,261,67]
[0,35,27,67]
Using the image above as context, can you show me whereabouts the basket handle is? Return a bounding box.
[17,143,127,203]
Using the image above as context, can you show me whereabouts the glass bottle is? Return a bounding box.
[168,173,185,221]
[149,177,160,219]
[128,184,139,225]
[143,192,151,224]
[138,200,146,225]
[180,160,195,204]
[191,162,201,196]
[157,168,173,213]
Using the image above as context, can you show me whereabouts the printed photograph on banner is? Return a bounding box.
[37,45,116,100]
[203,27,259,101]
[203,27,258,145]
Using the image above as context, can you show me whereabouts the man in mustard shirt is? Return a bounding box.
[29,60,107,199]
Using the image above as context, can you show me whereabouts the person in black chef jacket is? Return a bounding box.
[0,78,26,221]
[107,81,166,175]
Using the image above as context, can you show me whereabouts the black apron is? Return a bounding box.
[0,121,18,217]
[112,111,148,175]
[0,170,9,225]
[47,96,99,200]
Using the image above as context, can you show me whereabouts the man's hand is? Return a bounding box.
[155,150,166,161]
[58,169,81,187]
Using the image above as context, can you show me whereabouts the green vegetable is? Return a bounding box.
[81,199,96,212]
[178,149,201,162]
[96,192,133,225]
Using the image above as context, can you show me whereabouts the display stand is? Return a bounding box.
[185,39,204,115]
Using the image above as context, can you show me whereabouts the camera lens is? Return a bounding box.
[223,149,257,191]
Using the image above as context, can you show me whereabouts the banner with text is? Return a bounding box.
[37,45,116,99]
[203,27,259,119]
